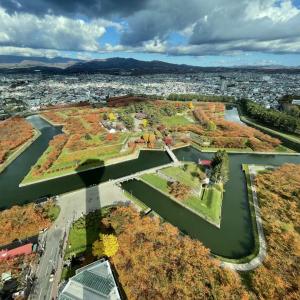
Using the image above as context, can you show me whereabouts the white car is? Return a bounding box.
[49,274,55,282]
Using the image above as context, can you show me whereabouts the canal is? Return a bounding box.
[122,147,300,259]
[0,115,171,209]
[1,114,299,259]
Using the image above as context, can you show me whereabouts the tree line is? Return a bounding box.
[168,93,234,102]
[240,99,300,134]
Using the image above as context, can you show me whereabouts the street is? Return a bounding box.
[30,181,130,299]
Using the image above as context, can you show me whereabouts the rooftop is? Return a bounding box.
[59,259,121,300]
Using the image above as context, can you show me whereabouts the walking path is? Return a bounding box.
[220,165,267,271]
[165,145,179,163]
[112,162,177,183]
[30,182,131,299]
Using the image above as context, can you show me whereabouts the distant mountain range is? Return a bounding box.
[0,55,299,75]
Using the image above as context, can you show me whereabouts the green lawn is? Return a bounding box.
[65,208,111,259]
[21,135,135,185]
[46,205,61,221]
[161,163,204,189]
[140,173,169,193]
[161,115,192,127]
[141,172,222,226]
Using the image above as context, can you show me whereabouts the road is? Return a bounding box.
[30,181,130,300]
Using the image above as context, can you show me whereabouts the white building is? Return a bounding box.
[59,259,121,300]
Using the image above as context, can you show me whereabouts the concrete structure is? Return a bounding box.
[291,99,300,105]
[59,259,121,300]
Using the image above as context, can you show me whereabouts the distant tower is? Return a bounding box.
[220,79,227,93]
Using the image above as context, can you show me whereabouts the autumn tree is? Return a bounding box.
[102,206,249,300]
[250,164,300,300]
[92,233,119,258]
[211,150,229,183]
[168,181,191,200]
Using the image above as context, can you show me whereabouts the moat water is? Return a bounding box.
[0,113,299,259]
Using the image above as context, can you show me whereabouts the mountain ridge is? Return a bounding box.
[0,55,299,75]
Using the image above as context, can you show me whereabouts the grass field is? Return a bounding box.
[65,207,112,259]
[140,173,169,193]
[21,133,134,184]
[161,163,204,189]
[141,172,223,226]
[161,115,192,127]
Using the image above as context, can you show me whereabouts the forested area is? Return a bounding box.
[103,206,249,300]
[0,117,34,164]
[0,201,57,246]
[178,102,281,151]
[167,93,234,102]
[251,164,300,299]
[240,99,300,134]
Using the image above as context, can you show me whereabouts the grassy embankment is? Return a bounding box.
[160,114,193,127]
[237,106,299,152]
[20,132,133,185]
[140,163,223,226]
[0,128,41,173]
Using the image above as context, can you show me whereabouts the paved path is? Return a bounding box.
[30,182,131,299]
[113,162,177,183]
[165,145,179,163]
[220,165,267,271]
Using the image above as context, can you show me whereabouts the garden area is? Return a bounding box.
[61,207,115,280]
[140,162,223,226]
[21,98,291,185]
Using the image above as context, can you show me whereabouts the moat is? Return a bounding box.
[0,114,299,259]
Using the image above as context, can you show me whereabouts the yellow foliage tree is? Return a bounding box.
[188,102,194,109]
[142,132,150,143]
[92,234,119,258]
[108,112,116,122]
[148,133,156,144]
[141,119,148,128]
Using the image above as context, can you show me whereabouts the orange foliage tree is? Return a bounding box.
[102,206,249,300]
[0,203,53,246]
[0,117,34,164]
[251,164,300,299]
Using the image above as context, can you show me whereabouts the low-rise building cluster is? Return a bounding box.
[0,71,299,118]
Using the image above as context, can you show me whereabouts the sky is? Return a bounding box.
[0,0,300,66]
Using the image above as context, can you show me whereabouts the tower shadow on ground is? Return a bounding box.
[72,159,105,264]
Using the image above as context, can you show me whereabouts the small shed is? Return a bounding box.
[198,159,212,167]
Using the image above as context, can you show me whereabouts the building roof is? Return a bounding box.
[198,159,212,166]
[0,243,32,260]
[292,99,300,105]
[59,260,121,300]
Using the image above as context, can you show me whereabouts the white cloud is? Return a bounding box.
[0,7,118,51]
[143,39,167,53]
[0,46,61,57]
